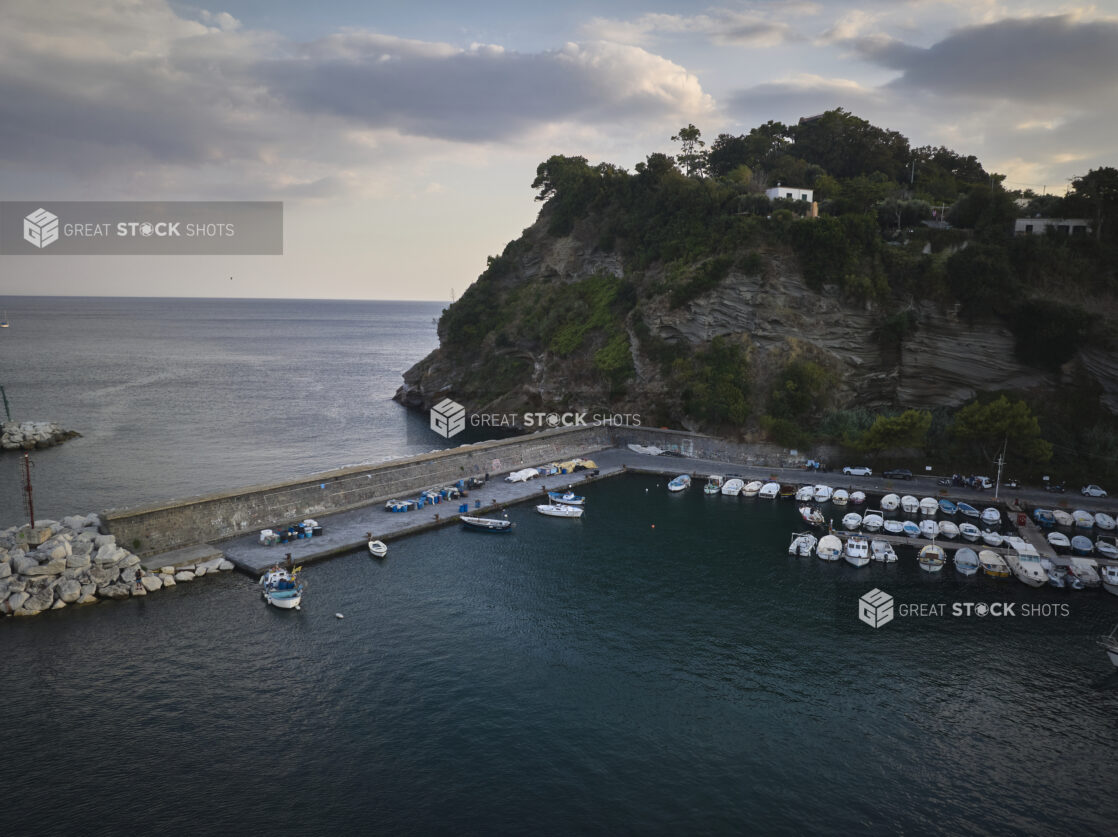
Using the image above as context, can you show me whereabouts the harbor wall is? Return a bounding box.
[103,425,614,556]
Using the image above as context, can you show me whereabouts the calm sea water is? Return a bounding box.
[2,298,1117,834]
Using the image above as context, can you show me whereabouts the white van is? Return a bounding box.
[974,475,993,490]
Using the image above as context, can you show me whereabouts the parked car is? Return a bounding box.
[842,465,872,476]
[1044,482,1066,493]
[1081,484,1108,497]
[973,476,993,490]
[883,468,912,480]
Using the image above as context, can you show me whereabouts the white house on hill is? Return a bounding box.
[1013,218,1091,236]
[765,185,813,202]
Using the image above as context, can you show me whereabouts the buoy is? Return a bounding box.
[335,612,344,619]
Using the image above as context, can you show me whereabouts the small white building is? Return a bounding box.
[1014,217,1091,236]
[765,185,813,203]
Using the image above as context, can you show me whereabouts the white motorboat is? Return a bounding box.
[959,522,981,542]
[742,480,763,497]
[799,505,825,527]
[849,491,866,505]
[536,503,584,518]
[1005,541,1047,587]
[1043,559,1066,588]
[460,516,514,532]
[1096,624,1118,666]
[1073,509,1095,529]
[704,475,725,494]
[1101,565,1118,597]
[901,495,919,514]
[918,544,946,572]
[919,519,939,539]
[1095,536,1118,560]
[259,566,304,609]
[1094,512,1116,531]
[816,534,843,561]
[722,478,745,496]
[813,484,833,503]
[981,530,1003,548]
[368,540,388,557]
[668,475,691,492]
[919,497,939,517]
[1069,557,1101,587]
[1071,535,1094,556]
[978,550,1009,578]
[1047,531,1070,552]
[883,519,904,535]
[939,520,959,540]
[862,513,884,533]
[957,502,981,519]
[881,493,900,512]
[1053,509,1074,527]
[841,512,863,531]
[954,547,980,576]
[871,540,898,562]
[832,489,849,507]
[788,532,818,557]
[759,481,781,499]
[795,485,814,502]
[981,507,1001,527]
[844,535,870,567]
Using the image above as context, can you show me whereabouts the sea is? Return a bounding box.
[2,297,1117,836]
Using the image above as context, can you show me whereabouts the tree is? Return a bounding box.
[950,396,1052,467]
[1067,167,1118,242]
[856,410,932,452]
[671,124,707,177]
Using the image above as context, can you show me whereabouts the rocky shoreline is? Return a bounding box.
[1,514,234,618]
[1,420,81,451]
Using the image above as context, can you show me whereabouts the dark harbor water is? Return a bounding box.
[5,474,1118,835]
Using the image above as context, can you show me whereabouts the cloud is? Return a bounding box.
[582,8,808,48]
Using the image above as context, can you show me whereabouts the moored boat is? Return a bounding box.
[954,547,980,576]
[1071,535,1094,556]
[1005,540,1047,587]
[668,475,691,493]
[849,491,866,505]
[862,512,884,533]
[1095,512,1116,531]
[788,532,818,557]
[779,484,797,499]
[368,539,388,557]
[957,502,980,519]
[1033,508,1055,529]
[704,475,725,494]
[816,534,843,561]
[841,512,862,531]
[844,535,870,567]
[799,505,825,527]
[1043,559,1066,588]
[919,497,939,517]
[938,499,958,516]
[902,520,921,538]
[883,519,904,534]
[536,504,584,518]
[901,495,919,514]
[1073,509,1095,529]
[260,566,304,609]
[938,520,959,540]
[959,522,981,542]
[1069,556,1101,587]
[1096,624,1118,667]
[978,550,1010,578]
[759,481,781,499]
[871,540,898,562]
[722,478,745,496]
[918,543,946,572]
[795,485,814,502]
[1095,535,1118,560]
[1047,531,1070,552]
[1053,509,1074,527]
[1101,565,1118,597]
[742,480,763,497]
[981,507,1001,527]
[881,493,900,512]
[461,516,513,532]
[548,491,585,506]
[919,519,939,539]
[981,530,1003,548]
[813,484,833,503]
[832,489,849,506]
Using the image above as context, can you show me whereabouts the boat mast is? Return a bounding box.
[21,452,35,528]
[994,437,1007,501]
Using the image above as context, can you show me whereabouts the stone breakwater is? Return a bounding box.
[0,514,234,618]
[1,420,81,451]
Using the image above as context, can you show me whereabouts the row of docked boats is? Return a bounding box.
[1033,507,1118,531]
[789,532,897,566]
[460,489,588,532]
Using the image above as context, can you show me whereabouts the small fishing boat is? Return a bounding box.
[1033,508,1055,529]
[881,493,900,512]
[1043,559,1066,588]
[938,499,957,516]
[938,520,959,539]
[779,484,797,499]
[979,550,1010,578]
[722,478,744,496]
[832,489,849,506]
[862,513,884,533]
[813,485,834,503]
[799,505,825,527]
[1047,531,1070,552]
[1071,535,1094,556]
[981,507,1001,527]
[1101,565,1118,597]
[1072,509,1095,529]
[841,512,862,530]
[901,495,919,514]
[902,521,921,538]
[759,481,781,499]
[548,491,585,506]
[259,566,304,610]
[919,497,939,517]
[918,543,946,572]
[959,522,981,542]
[871,540,898,562]
[742,480,763,497]
[668,475,691,493]
[0,310,8,328]
[883,519,904,535]
[795,485,814,502]
[816,534,843,561]
[788,532,818,557]
[1094,512,1116,531]
[1096,624,1118,667]
[1095,536,1118,560]
[368,539,388,557]
[1069,556,1101,587]
[704,475,725,494]
[954,547,980,576]
[1053,509,1074,527]
[460,516,513,532]
[536,504,584,518]
[1065,572,1085,591]
[844,535,870,567]
[919,519,940,539]
[849,491,866,506]
[981,530,1003,548]
[956,502,981,519]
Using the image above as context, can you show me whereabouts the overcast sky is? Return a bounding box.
[2,0,1116,300]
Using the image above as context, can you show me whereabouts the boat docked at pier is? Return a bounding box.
[1101,565,1118,597]
[978,550,1010,578]
[816,534,843,561]
[1033,508,1055,529]
[368,539,388,557]
[742,480,763,497]
[1004,539,1047,587]
[938,520,959,540]
[1096,512,1117,531]
[902,521,921,538]
[919,497,939,517]
[799,505,825,527]
[1073,510,1095,529]
[959,522,981,542]
[759,482,781,499]
[1071,535,1094,556]
[795,485,814,502]
[721,478,744,496]
[849,491,866,505]
[981,507,1001,527]
[1069,557,1101,587]
[862,512,884,533]
[704,475,724,494]
[259,566,304,610]
[881,493,900,512]
[956,502,980,519]
[832,489,849,506]
[919,519,939,539]
[788,532,817,557]
[1047,531,1070,552]
[981,531,1003,548]
[841,512,862,531]
[1053,509,1074,527]
[668,475,691,493]
[917,544,946,572]
[871,540,897,562]
[460,516,514,532]
[901,495,919,514]
[536,504,584,518]
[844,536,870,567]
[953,547,980,576]
[938,499,957,516]
[813,485,833,503]
[548,491,585,506]
[883,519,904,535]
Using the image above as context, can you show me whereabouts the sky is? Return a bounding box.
[2,0,1117,300]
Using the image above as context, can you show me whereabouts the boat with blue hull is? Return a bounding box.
[547,491,585,506]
